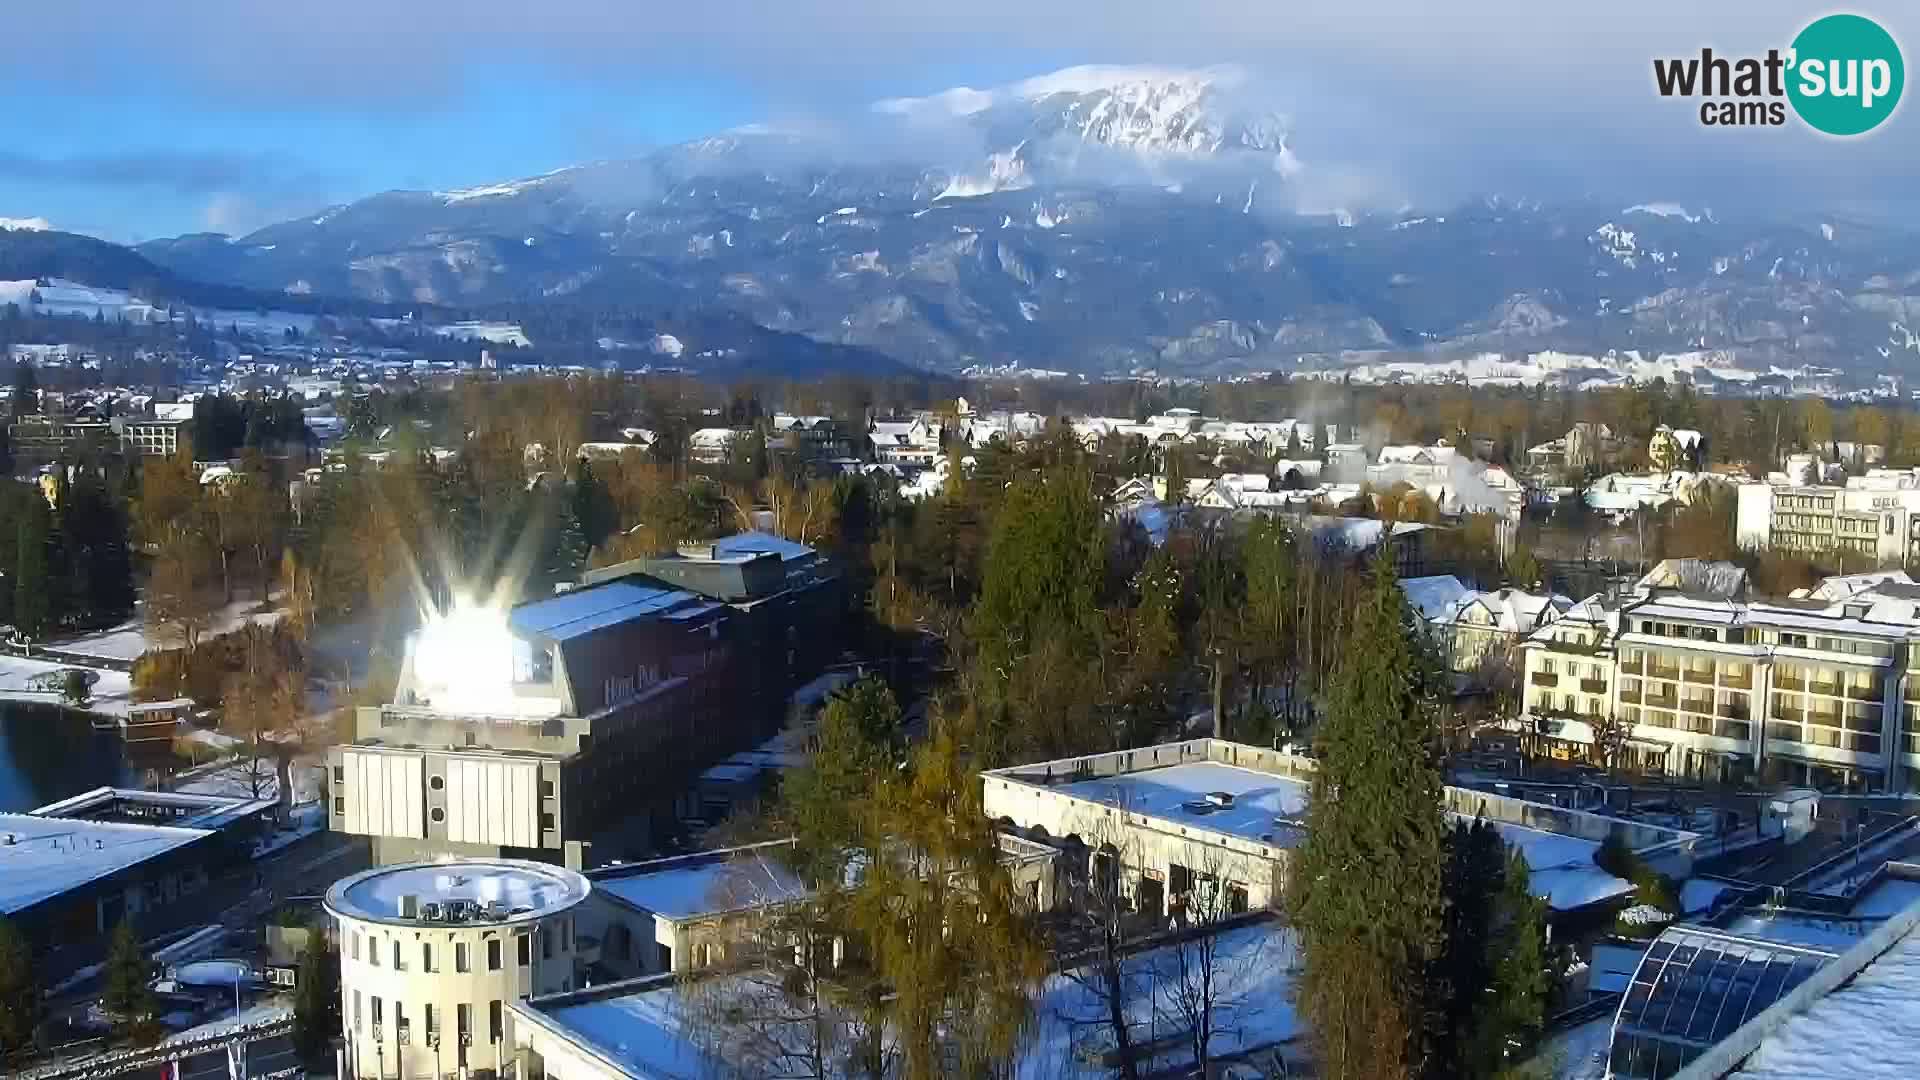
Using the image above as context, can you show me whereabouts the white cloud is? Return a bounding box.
[0,216,52,231]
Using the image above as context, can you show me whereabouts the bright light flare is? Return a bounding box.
[410,601,518,714]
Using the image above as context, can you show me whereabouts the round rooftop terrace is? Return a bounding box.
[324,859,590,928]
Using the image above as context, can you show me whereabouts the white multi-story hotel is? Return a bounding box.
[1519,574,1920,791]
[327,860,591,1080]
[1736,473,1920,564]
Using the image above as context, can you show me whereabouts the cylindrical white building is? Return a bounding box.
[326,860,591,1080]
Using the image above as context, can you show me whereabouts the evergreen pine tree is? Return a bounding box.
[0,916,38,1057]
[101,919,153,1038]
[12,499,50,639]
[9,365,36,418]
[1286,552,1449,1080]
[1427,818,1510,1080]
[291,933,341,1062]
[1465,850,1551,1075]
[569,457,618,555]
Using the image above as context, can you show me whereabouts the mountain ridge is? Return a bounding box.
[99,64,1920,382]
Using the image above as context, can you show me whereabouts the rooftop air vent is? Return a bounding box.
[1205,791,1236,809]
[1182,799,1217,815]
[398,894,419,919]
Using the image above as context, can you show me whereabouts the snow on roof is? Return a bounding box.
[1053,762,1312,846]
[592,846,808,922]
[711,530,815,563]
[325,860,590,926]
[1806,570,1917,602]
[1457,588,1574,635]
[1402,575,1472,621]
[1485,822,1629,912]
[0,812,211,916]
[1638,558,1750,599]
[528,920,1303,1080]
[1732,910,1920,1079]
[1048,760,1625,911]
[509,581,696,643]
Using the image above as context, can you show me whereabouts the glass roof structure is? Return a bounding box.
[1607,926,1837,1080]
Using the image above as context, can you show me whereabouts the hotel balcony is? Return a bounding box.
[1681,698,1714,716]
[1718,702,1751,721]
[1721,673,1754,690]
[1809,681,1841,697]
[1581,678,1608,694]
[1619,658,1645,675]
[1619,689,1642,705]
[1775,675,1807,692]
[1648,665,1681,682]
[1530,672,1559,688]
[1683,668,1716,685]
[1846,682,1884,701]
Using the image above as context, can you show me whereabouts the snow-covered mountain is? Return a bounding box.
[130,65,1920,381]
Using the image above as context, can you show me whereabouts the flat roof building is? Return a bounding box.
[983,739,1697,922]
[328,859,592,1080]
[0,787,273,975]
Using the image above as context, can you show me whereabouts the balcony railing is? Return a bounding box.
[1681,699,1715,716]
[1648,666,1681,682]
[1810,681,1841,697]
[1619,658,1646,675]
[1721,674,1754,690]
[1530,672,1559,688]
[1847,682,1884,701]
[1618,690,1641,705]
[1683,669,1715,684]
[1775,676,1806,692]
[1717,702,1751,721]
[1581,678,1608,694]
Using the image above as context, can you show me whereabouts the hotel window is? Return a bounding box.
[351,932,360,961]
[369,935,380,967]
[543,926,554,959]
[393,940,406,971]
[354,991,362,1031]
[371,996,383,1029]
[425,1003,438,1038]
[456,942,470,973]
[457,1003,471,1047]
[487,938,502,971]
[423,943,435,972]
[518,933,532,966]
[489,1000,503,1043]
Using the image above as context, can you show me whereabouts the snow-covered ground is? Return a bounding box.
[54,601,286,664]
[175,758,324,805]
[542,921,1301,1079]
[0,652,133,716]
[1538,1015,1613,1080]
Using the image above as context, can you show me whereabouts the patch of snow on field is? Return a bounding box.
[0,654,133,716]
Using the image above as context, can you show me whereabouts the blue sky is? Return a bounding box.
[6,1,1913,242]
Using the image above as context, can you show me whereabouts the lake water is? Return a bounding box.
[0,702,130,811]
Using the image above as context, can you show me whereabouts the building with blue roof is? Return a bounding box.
[329,532,842,871]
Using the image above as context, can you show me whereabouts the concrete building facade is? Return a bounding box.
[327,860,591,1080]
[328,532,843,869]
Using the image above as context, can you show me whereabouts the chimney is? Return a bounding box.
[399,894,420,919]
